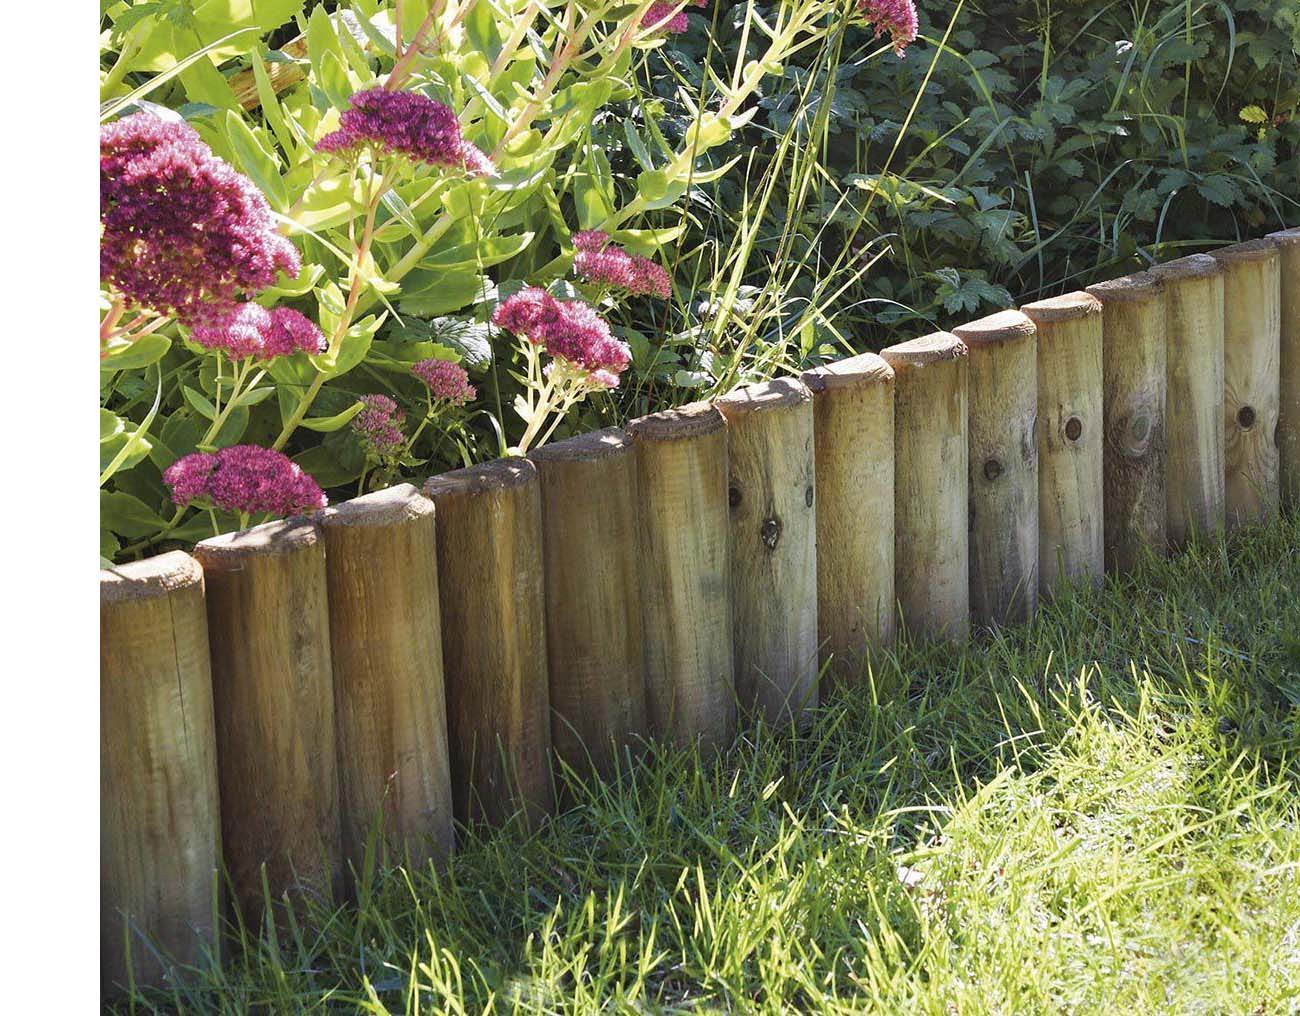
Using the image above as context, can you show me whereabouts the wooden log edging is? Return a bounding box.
[880,332,969,641]
[319,485,453,870]
[1022,292,1105,595]
[1148,254,1226,548]
[1211,238,1282,530]
[951,310,1038,626]
[1085,271,1167,573]
[530,429,648,778]
[101,552,221,993]
[628,403,736,752]
[801,353,896,685]
[424,460,555,826]
[193,520,342,924]
[715,379,819,726]
[1266,227,1300,508]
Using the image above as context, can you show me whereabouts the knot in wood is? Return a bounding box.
[760,516,782,550]
[804,485,814,507]
[1237,405,1256,430]
[982,458,1003,481]
[1063,416,1083,443]
[728,485,742,509]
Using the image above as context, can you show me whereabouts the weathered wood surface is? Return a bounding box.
[320,485,452,869]
[714,379,819,724]
[1022,292,1105,594]
[1266,227,1300,508]
[801,353,896,685]
[193,520,342,923]
[101,552,221,992]
[879,333,970,641]
[952,310,1039,626]
[1086,272,1168,573]
[1211,238,1282,530]
[1149,254,1225,547]
[425,460,554,826]
[530,430,647,777]
[628,403,735,751]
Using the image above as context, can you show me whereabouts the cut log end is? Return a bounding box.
[1087,271,1162,304]
[628,401,726,442]
[880,331,966,369]
[527,427,632,463]
[1148,253,1221,282]
[1021,291,1101,324]
[1265,227,1300,247]
[953,309,1036,346]
[1210,237,1279,263]
[424,457,537,499]
[320,483,433,529]
[801,352,894,393]
[101,550,203,602]
[715,377,811,416]
[193,517,320,563]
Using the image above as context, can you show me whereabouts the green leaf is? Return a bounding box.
[101,491,169,538]
[299,400,365,432]
[292,443,363,487]
[398,271,486,316]
[575,148,614,229]
[421,233,536,271]
[100,334,172,372]
[430,317,492,371]
[100,409,125,442]
[224,110,288,210]
[235,386,276,407]
[183,385,217,420]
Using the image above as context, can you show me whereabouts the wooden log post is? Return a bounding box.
[1148,254,1225,547]
[1266,227,1300,508]
[193,521,341,923]
[1211,238,1282,530]
[529,431,647,778]
[1086,272,1168,574]
[1022,292,1105,594]
[800,353,896,684]
[424,460,554,826]
[714,379,819,725]
[319,485,453,871]
[951,311,1039,626]
[101,552,221,993]
[627,403,735,752]
[878,334,969,641]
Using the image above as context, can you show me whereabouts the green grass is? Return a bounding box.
[124,513,1300,1014]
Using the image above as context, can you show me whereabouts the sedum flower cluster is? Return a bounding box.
[493,287,630,388]
[857,0,918,56]
[163,445,326,516]
[190,304,325,361]
[642,0,707,35]
[316,88,493,175]
[413,358,477,404]
[573,231,672,298]
[100,113,300,325]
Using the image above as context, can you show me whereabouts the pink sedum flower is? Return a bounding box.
[190,304,325,360]
[642,0,707,34]
[351,394,406,457]
[573,230,671,298]
[163,445,326,516]
[492,287,631,380]
[100,112,300,324]
[316,88,493,175]
[412,359,476,404]
[857,0,918,56]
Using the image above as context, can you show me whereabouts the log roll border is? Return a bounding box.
[801,353,896,685]
[951,310,1039,627]
[100,231,1299,991]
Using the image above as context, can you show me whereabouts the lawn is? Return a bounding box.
[127,513,1300,1014]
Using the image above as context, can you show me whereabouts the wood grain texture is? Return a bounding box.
[880,333,970,641]
[424,460,554,826]
[1149,254,1225,547]
[229,13,370,110]
[952,311,1039,625]
[530,431,647,778]
[1086,272,1168,573]
[101,552,221,993]
[1211,239,1282,530]
[1268,227,1300,508]
[193,521,342,924]
[320,485,453,870]
[628,403,736,752]
[714,379,819,724]
[800,352,896,684]
[1022,292,1105,594]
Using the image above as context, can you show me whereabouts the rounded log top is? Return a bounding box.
[714,376,811,416]
[527,426,632,463]
[1209,237,1278,263]
[879,331,966,369]
[101,549,203,604]
[1265,226,1300,247]
[193,517,320,563]
[423,456,537,499]
[1020,291,1101,324]
[952,309,1036,346]
[1148,253,1220,282]
[1086,271,1161,303]
[800,351,894,393]
[627,400,725,442]
[320,483,432,529]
